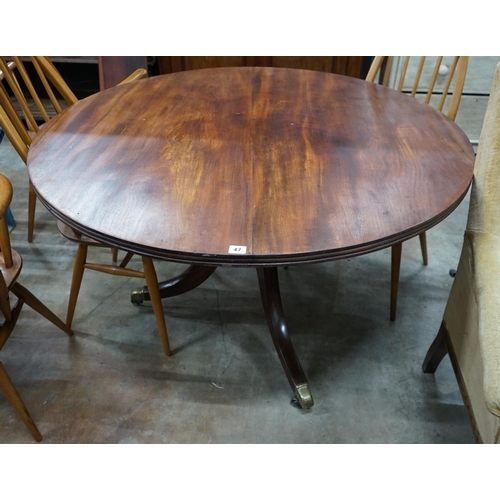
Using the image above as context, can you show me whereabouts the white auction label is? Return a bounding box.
[228,245,247,254]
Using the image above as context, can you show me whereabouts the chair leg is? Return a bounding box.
[0,276,13,322]
[119,252,134,268]
[11,283,73,336]
[111,248,119,262]
[419,231,428,266]
[28,181,36,243]
[0,361,42,442]
[422,321,448,373]
[142,256,171,356]
[390,242,402,322]
[66,244,88,328]
[0,296,24,342]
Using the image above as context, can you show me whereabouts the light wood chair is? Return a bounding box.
[0,174,73,441]
[0,57,170,356]
[366,56,469,320]
[422,62,500,443]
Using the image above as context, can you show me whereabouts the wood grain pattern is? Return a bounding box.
[28,67,475,266]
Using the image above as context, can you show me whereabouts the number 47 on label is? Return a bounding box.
[228,245,247,254]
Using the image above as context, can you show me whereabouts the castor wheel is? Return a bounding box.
[131,287,145,306]
[290,384,314,409]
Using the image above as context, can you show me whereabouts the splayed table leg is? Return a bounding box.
[257,267,313,409]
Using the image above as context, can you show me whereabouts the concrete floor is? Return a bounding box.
[0,132,476,444]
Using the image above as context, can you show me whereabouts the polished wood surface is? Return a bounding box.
[28,67,475,267]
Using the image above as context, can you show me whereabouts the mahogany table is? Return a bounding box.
[27,67,475,409]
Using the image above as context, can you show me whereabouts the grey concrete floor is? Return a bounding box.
[0,134,474,444]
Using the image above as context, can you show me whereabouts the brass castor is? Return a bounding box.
[131,287,145,306]
[290,384,314,409]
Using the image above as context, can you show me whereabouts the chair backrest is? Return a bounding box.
[0,103,30,164]
[366,56,469,121]
[0,56,78,145]
[0,56,79,162]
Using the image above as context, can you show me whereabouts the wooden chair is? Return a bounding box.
[366,56,469,320]
[0,174,73,441]
[422,62,500,443]
[0,57,170,356]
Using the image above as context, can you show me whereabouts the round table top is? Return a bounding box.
[28,67,475,266]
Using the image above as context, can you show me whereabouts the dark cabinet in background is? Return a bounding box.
[156,56,371,79]
[48,56,371,95]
